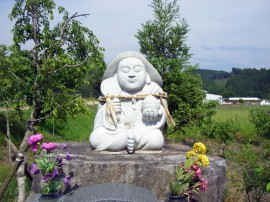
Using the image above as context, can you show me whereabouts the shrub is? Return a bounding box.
[249,108,270,138]
[226,144,270,202]
[201,119,240,156]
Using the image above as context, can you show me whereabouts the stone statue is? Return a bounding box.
[89,51,167,153]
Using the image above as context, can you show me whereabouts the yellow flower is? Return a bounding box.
[193,142,206,154]
[186,150,196,158]
[195,154,210,167]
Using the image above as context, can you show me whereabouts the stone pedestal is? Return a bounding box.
[32,143,226,202]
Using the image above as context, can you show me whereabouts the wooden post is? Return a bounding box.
[0,153,24,199]
[0,112,35,200]
[6,106,11,163]
[17,161,26,202]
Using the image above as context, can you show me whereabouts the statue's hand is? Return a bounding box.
[127,133,136,154]
[112,98,121,115]
[142,108,162,123]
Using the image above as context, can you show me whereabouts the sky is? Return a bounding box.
[0,0,270,72]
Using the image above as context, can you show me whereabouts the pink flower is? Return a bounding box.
[41,142,57,151]
[191,164,199,171]
[200,178,208,192]
[31,144,39,153]
[28,134,43,145]
[195,168,201,178]
[184,168,190,173]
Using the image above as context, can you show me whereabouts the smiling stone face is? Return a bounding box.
[117,57,147,92]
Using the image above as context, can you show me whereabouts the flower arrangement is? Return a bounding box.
[28,134,72,195]
[169,142,210,199]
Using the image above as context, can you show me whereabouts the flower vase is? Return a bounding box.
[41,192,57,199]
[168,194,188,202]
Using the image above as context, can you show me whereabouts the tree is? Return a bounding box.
[0,0,105,200]
[226,68,270,98]
[0,45,16,162]
[136,0,206,133]
[265,93,270,101]
[77,62,104,98]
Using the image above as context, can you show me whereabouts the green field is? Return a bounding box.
[214,104,270,138]
[168,104,270,143]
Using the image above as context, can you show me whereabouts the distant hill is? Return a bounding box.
[196,68,270,99]
[196,69,231,80]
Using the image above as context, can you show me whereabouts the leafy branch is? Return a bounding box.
[60,12,90,39]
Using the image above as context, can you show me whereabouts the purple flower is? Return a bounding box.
[52,167,59,176]
[63,175,71,186]
[42,168,59,182]
[31,144,39,153]
[41,142,57,151]
[56,157,63,167]
[42,173,52,182]
[28,134,43,146]
[30,164,39,175]
[66,151,71,161]
[61,143,67,149]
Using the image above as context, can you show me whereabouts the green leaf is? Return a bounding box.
[255,166,263,173]
[50,14,54,20]
[35,159,41,164]
[53,181,62,191]
[180,182,189,193]
[184,157,192,168]
[266,182,270,192]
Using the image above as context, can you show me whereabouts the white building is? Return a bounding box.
[260,100,270,105]
[225,97,261,105]
[205,93,223,105]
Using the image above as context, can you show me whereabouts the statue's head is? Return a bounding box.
[117,57,147,92]
[103,52,163,92]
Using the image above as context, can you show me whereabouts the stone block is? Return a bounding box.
[32,143,226,202]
